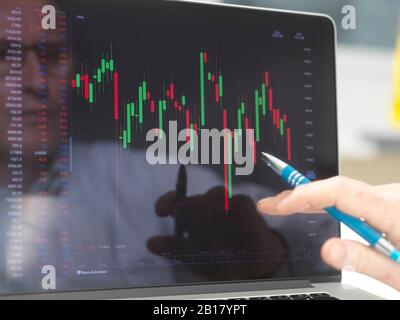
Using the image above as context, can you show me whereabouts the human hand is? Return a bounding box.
[257,176,400,291]
[148,187,285,281]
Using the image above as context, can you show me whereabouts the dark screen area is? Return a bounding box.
[0,0,339,295]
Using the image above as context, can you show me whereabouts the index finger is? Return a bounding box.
[259,176,395,236]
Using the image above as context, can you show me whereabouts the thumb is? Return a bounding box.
[322,238,400,291]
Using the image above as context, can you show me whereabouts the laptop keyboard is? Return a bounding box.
[227,292,339,300]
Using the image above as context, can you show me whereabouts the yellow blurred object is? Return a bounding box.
[392,32,400,127]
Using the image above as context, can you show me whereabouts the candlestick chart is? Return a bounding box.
[71,47,293,211]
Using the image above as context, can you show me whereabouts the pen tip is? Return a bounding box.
[260,152,273,163]
[259,152,288,174]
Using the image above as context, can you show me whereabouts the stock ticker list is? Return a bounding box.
[3,6,71,280]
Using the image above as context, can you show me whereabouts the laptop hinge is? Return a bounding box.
[0,280,314,300]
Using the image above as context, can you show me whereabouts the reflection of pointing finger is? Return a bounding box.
[155,191,176,217]
[174,195,215,222]
[230,194,258,222]
[231,195,254,210]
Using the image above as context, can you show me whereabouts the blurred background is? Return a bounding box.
[185,0,400,299]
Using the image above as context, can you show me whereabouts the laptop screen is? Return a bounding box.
[0,0,339,295]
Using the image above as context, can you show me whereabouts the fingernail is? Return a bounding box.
[257,198,273,211]
[257,198,272,205]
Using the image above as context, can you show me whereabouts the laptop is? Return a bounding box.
[0,0,380,299]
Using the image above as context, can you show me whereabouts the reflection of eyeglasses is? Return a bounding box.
[0,42,63,74]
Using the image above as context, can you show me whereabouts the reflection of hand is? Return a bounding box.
[148,187,285,281]
[258,176,400,291]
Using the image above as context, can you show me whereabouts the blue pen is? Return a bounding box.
[260,152,400,264]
